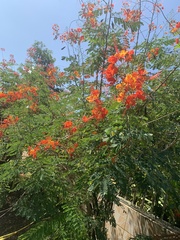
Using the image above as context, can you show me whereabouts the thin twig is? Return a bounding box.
[142,110,179,125]
[151,65,179,94]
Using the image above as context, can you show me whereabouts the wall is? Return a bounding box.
[106,198,180,240]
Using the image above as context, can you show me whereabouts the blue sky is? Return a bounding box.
[0,0,179,69]
[0,0,81,68]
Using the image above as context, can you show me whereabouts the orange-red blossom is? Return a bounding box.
[91,104,108,120]
[0,85,38,103]
[63,121,73,128]
[171,21,180,33]
[86,87,100,103]
[122,8,141,22]
[67,143,78,157]
[0,115,19,138]
[116,68,147,108]
[38,136,59,150]
[147,48,159,60]
[28,146,40,159]
[0,115,19,129]
[105,49,134,85]
[82,115,93,123]
[82,103,108,123]
[104,64,118,85]
[63,121,77,134]
[28,137,59,158]
[84,87,108,122]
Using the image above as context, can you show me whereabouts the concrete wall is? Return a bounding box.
[106,198,180,240]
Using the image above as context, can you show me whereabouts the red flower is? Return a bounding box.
[38,137,59,150]
[29,102,38,112]
[125,49,134,62]
[125,95,136,108]
[135,90,146,100]
[28,146,40,159]
[91,106,108,120]
[115,68,147,108]
[175,38,179,44]
[67,143,78,156]
[176,22,180,28]
[147,48,159,60]
[104,64,118,85]
[63,121,73,128]
[86,87,100,102]
[108,56,118,64]
[0,92,7,99]
[1,115,19,128]
[82,115,92,123]
[70,127,77,134]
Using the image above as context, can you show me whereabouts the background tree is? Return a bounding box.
[27,41,55,69]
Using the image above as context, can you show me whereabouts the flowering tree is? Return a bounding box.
[0,0,180,239]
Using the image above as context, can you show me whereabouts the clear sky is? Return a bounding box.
[0,0,81,68]
[0,0,179,69]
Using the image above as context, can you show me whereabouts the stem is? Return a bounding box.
[151,65,179,94]
[135,0,142,56]
[143,110,179,126]
[144,0,157,57]
[99,0,113,97]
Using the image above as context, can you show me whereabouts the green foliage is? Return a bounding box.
[0,0,180,239]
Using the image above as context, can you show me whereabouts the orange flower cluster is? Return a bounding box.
[67,143,78,157]
[47,66,56,76]
[104,63,118,85]
[104,49,134,85]
[52,23,60,40]
[63,121,77,134]
[63,121,73,129]
[38,137,59,150]
[0,115,19,138]
[171,22,180,33]
[116,68,147,108]
[81,3,98,28]
[122,8,142,22]
[60,28,84,45]
[0,85,38,103]
[74,70,80,78]
[84,87,108,122]
[28,146,40,159]
[86,87,100,103]
[29,102,38,112]
[0,115,19,129]
[59,72,65,77]
[81,3,95,18]
[114,49,134,62]
[147,48,159,60]
[49,92,60,101]
[82,115,92,123]
[46,66,57,87]
[28,136,59,158]
[91,104,108,120]
[0,92,7,99]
